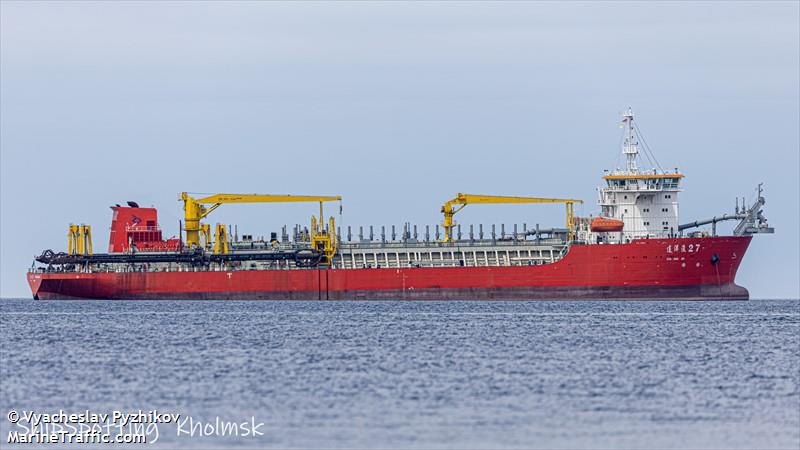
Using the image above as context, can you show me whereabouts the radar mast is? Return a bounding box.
[622,107,639,174]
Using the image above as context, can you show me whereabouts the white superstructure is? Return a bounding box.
[595,108,682,243]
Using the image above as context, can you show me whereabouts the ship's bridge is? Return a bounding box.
[602,172,683,191]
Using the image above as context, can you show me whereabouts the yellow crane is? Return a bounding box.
[440,193,583,242]
[180,192,342,261]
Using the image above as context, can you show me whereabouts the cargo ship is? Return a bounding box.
[27,109,774,300]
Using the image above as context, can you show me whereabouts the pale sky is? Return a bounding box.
[1,1,798,298]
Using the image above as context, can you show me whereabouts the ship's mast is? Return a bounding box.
[622,107,639,174]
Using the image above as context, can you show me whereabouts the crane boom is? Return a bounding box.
[194,193,342,206]
[180,192,342,259]
[441,193,583,242]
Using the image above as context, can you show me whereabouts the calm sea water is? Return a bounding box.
[1,299,798,449]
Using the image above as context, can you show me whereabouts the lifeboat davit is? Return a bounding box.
[590,217,624,232]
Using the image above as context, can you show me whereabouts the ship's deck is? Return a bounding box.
[31,237,572,274]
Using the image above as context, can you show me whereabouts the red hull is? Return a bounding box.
[27,237,752,300]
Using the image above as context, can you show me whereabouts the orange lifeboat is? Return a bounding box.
[590,217,624,232]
